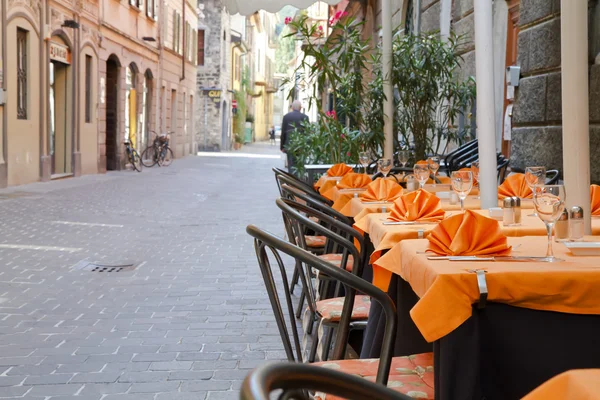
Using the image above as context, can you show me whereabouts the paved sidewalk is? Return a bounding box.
[0,144,290,399]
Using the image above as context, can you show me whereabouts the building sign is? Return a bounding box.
[49,42,71,64]
[205,90,221,104]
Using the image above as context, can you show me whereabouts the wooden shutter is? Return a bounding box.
[197,30,205,66]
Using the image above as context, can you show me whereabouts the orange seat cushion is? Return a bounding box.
[317,253,354,272]
[314,353,434,399]
[306,235,326,247]
[316,295,371,322]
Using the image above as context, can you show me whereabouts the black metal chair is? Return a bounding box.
[442,139,479,175]
[281,184,352,227]
[246,225,435,398]
[277,174,334,206]
[274,167,318,197]
[240,361,412,400]
[277,198,368,362]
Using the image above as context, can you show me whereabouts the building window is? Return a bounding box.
[173,10,181,53]
[183,92,187,135]
[85,55,92,123]
[17,28,28,120]
[146,0,154,18]
[130,0,142,9]
[197,30,205,66]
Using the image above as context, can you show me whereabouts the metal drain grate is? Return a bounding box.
[72,260,137,272]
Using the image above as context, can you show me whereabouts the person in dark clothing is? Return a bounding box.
[269,126,276,146]
[281,100,309,173]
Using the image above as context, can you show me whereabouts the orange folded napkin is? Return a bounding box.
[388,189,445,223]
[427,210,512,256]
[337,173,372,189]
[591,185,600,216]
[360,179,403,202]
[327,163,353,177]
[498,173,533,199]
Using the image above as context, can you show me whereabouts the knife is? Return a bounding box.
[427,256,552,262]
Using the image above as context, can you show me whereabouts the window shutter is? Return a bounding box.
[197,30,205,66]
[172,10,177,51]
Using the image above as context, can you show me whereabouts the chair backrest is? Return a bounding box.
[277,174,333,206]
[241,362,411,400]
[443,139,479,173]
[497,157,510,184]
[280,184,352,227]
[545,170,560,185]
[247,224,397,385]
[273,167,317,196]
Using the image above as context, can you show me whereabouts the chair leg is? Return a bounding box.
[308,318,321,362]
[295,289,306,319]
[290,268,300,294]
[322,324,335,361]
[318,323,335,362]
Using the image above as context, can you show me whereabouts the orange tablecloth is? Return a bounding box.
[374,236,600,342]
[522,369,600,400]
[322,186,367,212]
[356,211,551,268]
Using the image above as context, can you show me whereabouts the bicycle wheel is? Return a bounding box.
[140,146,157,167]
[158,147,174,167]
[131,150,143,172]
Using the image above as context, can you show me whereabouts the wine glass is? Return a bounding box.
[533,185,566,262]
[451,171,474,213]
[414,164,430,189]
[359,151,370,175]
[428,156,440,187]
[471,161,480,199]
[525,166,547,217]
[398,150,410,168]
[377,158,393,179]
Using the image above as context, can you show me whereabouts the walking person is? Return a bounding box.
[281,100,309,175]
[269,126,276,146]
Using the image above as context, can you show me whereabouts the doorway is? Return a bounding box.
[106,56,120,170]
[221,101,228,151]
[48,60,73,176]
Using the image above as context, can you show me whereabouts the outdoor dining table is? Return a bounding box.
[340,193,535,219]
[361,236,600,400]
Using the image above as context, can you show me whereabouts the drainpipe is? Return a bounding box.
[156,0,163,134]
[415,0,422,34]
[40,2,47,179]
[180,0,185,82]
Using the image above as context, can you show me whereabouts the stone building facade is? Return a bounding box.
[0,0,197,188]
[196,0,232,152]
[368,0,600,181]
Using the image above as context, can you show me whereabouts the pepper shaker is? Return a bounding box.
[512,196,522,225]
[554,209,569,242]
[569,206,584,242]
[503,197,515,226]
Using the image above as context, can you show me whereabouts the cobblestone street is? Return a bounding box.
[0,144,287,399]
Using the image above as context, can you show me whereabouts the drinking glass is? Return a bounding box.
[471,161,480,199]
[398,150,410,168]
[377,158,393,179]
[359,151,370,175]
[451,171,474,213]
[413,164,430,189]
[428,156,440,187]
[525,166,546,216]
[532,185,566,262]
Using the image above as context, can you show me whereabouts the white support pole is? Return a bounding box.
[382,0,394,159]
[440,0,451,41]
[561,0,591,234]
[474,0,498,208]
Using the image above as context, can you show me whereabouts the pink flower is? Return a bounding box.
[334,10,342,19]
[341,134,345,139]
[329,18,335,26]
[285,17,292,25]
[342,11,349,17]
[347,152,351,157]
[318,25,323,31]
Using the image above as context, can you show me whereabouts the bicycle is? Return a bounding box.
[124,139,142,172]
[141,131,174,168]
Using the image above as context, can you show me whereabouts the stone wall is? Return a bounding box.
[511,0,600,182]
[195,0,231,152]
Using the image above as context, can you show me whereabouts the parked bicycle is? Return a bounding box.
[124,139,142,172]
[141,131,174,168]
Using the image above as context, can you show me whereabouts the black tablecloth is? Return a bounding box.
[361,274,600,400]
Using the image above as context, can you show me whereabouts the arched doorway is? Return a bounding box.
[141,70,153,152]
[221,101,229,151]
[106,55,120,171]
[48,35,73,177]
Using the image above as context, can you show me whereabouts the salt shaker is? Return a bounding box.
[512,197,522,225]
[554,209,569,242]
[503,197,515,226]
[449,192,458,205]
[569,206,584,242]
